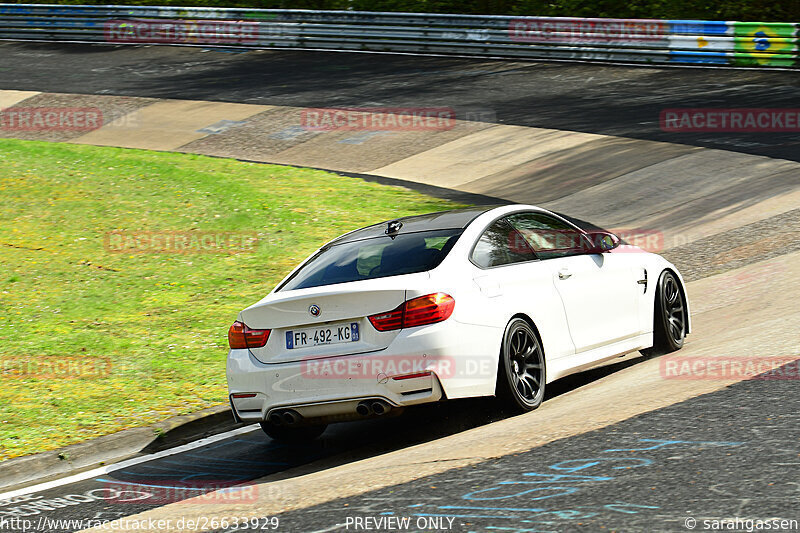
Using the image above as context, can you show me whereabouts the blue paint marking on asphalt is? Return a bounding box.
[438,506,546,512]
[516,473,613,482]
[547,457,653,471]
[602,438,743,452]
[462,486,580,501]
[399,437,748,528]
[415,513,529,520]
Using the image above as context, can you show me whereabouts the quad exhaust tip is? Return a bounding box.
[268,401,393,425]
[356,399,392,417]
[267,409,301,426]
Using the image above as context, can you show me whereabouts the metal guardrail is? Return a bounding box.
[0,4,797,67]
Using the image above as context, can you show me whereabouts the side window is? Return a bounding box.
[471,219,537,268]
[506,212,590,260]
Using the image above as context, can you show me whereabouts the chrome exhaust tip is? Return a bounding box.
[268,412,283,426]
[283,410,299,425]
[356,401,372,416]
[371,401,387,415]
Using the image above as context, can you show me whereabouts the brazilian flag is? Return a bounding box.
[733,22,798,67]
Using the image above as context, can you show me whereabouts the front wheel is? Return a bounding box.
[642,270,687,357]
[497,318,546,412]
[259,421,327,443]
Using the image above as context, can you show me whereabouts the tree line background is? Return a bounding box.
[6,0,800,22]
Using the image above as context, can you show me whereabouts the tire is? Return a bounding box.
[259,421,327,443]
[642,270,687,357]
[497,318,546,412]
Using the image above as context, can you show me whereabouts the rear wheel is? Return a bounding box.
[642,270,687,357]
[259,422,327,443]
[497,318,546,412]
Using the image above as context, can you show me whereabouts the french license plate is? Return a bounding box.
[286,322,360,349]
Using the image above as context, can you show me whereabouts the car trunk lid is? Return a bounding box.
[240,274,427,364]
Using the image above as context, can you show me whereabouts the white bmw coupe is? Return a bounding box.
[227,204,689,441]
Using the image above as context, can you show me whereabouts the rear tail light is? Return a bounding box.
[369,293,455,332]
[404,293,455,328]
[228,321,271,349]
[368,305,404,331]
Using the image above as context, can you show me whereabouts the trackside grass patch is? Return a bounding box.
[0,139,465,459]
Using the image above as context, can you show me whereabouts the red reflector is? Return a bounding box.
[228,321,271,349]
[368,293,455,332]
[392,371,432,381]
[231,393,257,399]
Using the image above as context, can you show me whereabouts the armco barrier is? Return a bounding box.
[0,5,797,68]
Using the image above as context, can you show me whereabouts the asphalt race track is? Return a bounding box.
[0,365,638,532]
[2,42,800,162]
[5,359,798,533]
[260,361,800,533]
[1,41,799,533]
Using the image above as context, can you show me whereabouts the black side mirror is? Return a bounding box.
[584,231,621,254]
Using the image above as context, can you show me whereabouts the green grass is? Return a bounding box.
[0,139,465,460]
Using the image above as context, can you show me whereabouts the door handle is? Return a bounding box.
[558,269,572,280]
[637,269,648,292]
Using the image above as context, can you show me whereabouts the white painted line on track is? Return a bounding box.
[0,425,260,501]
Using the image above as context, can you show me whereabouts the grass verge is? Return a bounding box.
[0,139,465,460]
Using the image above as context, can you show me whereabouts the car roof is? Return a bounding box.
[326,205,503,246]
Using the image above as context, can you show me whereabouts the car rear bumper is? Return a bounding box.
[227,349,444,423]
[226,320,500,423]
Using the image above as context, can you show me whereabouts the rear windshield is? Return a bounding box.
[277,229,463,292]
